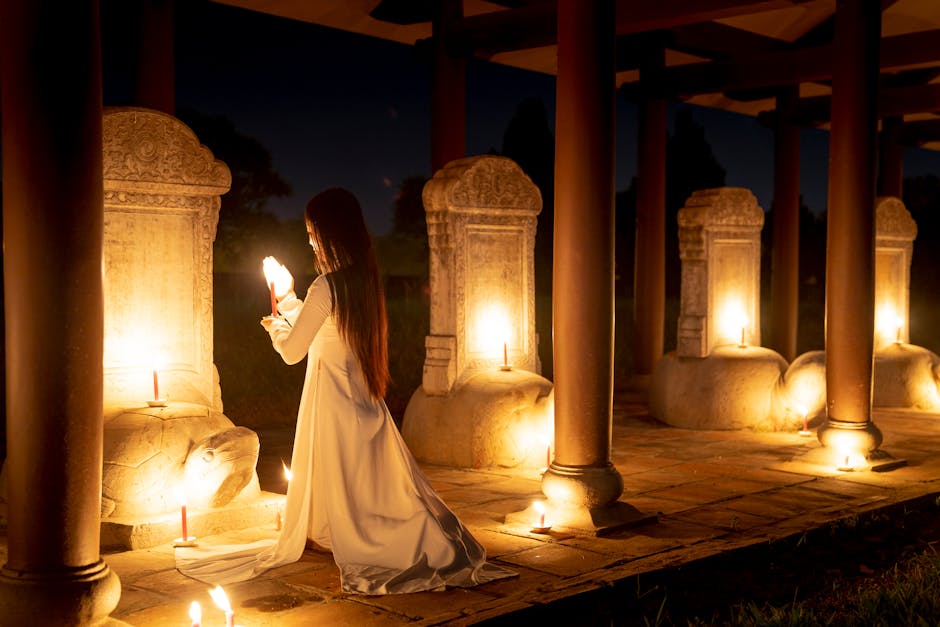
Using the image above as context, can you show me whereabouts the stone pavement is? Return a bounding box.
[21,398,940,625]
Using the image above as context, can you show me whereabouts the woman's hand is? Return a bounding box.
[262,256,294,299]
[260,315,289,333]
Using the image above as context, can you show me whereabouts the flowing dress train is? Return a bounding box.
[175,274,516,593]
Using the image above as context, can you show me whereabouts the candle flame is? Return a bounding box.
[209,585,232,613]
[795,403,808,418]
[174,488,186,507]
[262,256,281,284]
[533,501,545,515]
[282,460,293,482]
[189,601,202,623]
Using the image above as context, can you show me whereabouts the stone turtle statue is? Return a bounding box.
[101,401,261,518]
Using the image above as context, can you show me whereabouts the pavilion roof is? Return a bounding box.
[211,0,940,150]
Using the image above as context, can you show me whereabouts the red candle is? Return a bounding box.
[226,611,234,627]
[546,444,551,468]
[539,510,545,528]
[503,342,508,367]
[180,501,188,540]
[269,281,277,316]
[152,369,160,400]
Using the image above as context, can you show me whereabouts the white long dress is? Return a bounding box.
[176,274,515,594]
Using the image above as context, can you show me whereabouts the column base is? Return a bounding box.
[817,418,884,453]
[524,462,657,536]
[0,558,121,625]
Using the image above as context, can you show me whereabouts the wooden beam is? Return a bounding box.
[758,83,940,127]
[451,0,819,56]
[628,28,940,98]
[898,118,940,145]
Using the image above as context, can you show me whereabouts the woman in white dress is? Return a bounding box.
[177,188,514,594]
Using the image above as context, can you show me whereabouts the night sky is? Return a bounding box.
[108,0,940,235]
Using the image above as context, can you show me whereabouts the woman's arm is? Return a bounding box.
[264,275,332,365]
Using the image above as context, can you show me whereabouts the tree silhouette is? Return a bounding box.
[904,174,940,297]
[665,108,727,296]
[176,108,293,273]
[500,96,556,377]
[392,175,429,236]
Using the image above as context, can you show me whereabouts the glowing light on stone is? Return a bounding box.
[473,303,513,369]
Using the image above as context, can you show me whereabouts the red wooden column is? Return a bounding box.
[133,0,175,114]
[879,115,904,198]
[818,0,884,457]
[769,87,801,363]
[632,44,667,383]
[0,1,121,623]
[544,0,633,528]
[430,0,465,173]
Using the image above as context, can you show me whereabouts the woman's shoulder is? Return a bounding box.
[306,273,334,302]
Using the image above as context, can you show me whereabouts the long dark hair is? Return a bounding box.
[305,188,389,400]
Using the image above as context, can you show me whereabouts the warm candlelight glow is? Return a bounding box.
[189,600,202,627]
[718,302,750,348]
[209,586,234,627]
[531,500,550,532]
[472,303,513,368]
[262,256,291,317]
[796,403,811,436]
[836,450,868,472]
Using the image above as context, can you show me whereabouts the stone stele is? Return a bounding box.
[97,108,269,543]
[403,156,554,468]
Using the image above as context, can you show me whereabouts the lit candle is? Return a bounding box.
[532,501,548,531]
[796,404,811,437]
[189,601,202,627]
[895,315,903,344]
[209,586,235,627]
[739,319,747,347]
[546,443,551,469]
[503,341,508,367]
[176,490,188,541]
[269,281,277,317]
[152,367,160,401]
[277,460,292,530]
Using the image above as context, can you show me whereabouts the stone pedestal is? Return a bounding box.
[403,156,554,468]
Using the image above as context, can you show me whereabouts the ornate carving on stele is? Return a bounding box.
[876,196,917,242]
[102,108,231,413]
[103,107,230,192]
[420,156,542,395]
